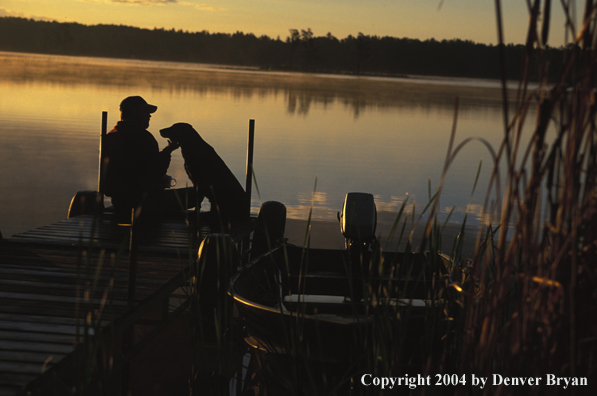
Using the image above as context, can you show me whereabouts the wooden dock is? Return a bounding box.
[0,211,211,395]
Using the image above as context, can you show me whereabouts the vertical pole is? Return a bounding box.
[242,120,255,264]
[245,119,255,218]
[127,210,138,307]
[97,111,108,212]
[98,111,108,193]
[121,209,138,395]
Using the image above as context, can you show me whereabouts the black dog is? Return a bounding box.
[160,123,248,227]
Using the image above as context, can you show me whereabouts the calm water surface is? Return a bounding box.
[0,51,529,240]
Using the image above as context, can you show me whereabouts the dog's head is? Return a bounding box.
[159,123,202,145]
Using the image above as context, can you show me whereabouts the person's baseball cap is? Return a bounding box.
[119,96,157,113]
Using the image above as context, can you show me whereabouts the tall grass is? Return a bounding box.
[69,209,126,395]
[231,2,596,395]
[416,1,597,394]
[180,3,597,396]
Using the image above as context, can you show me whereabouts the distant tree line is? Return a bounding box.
[0,17,564,81]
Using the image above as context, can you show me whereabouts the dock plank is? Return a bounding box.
[0,351,66,365]
[0,340,74,355]
[0,212,216,395]
[0,331,74,345]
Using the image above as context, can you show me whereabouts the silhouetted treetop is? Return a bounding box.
[0,17,564,81]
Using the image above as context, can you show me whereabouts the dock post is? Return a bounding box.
[127,210,139,306]
[97,111,108,213]
[121,208,138,395]
[243,120,255,263]
[245,119,255,217]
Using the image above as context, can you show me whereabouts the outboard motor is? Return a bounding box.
[339,192,377,249]
[338,192,377,301]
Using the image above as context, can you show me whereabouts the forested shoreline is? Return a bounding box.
[0,17,564,81]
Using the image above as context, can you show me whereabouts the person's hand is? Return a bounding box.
[164,139,180,154]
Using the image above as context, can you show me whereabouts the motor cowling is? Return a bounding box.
[339,192,377,247]
[338,192,378,301]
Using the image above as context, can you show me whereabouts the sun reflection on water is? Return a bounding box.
[1,51,523,239]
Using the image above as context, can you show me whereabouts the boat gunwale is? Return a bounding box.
[229,244,447,326]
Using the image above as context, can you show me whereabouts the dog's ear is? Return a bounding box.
[182,124,202,138]
[180,123,196,134]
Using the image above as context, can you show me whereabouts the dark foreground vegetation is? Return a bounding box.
[0,16,565,81]
[3,1,596,393]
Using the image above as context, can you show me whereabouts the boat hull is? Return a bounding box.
[230,244,450,361]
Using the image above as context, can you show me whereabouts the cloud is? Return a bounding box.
[0,7,26,17]
[179,2,227,11]
[77,0,177,5]
[77,0,224,9]
[0,7,55,21]
[109,0,177,4]
[194,4,227,11]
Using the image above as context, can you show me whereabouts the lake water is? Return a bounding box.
[0,51,528,242]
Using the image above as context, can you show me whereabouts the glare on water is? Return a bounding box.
[0,51,526,241]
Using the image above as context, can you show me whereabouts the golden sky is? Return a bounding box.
[0,0,579,47]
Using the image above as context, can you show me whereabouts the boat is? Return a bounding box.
[228,193,453,365]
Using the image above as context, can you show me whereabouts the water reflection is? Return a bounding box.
[1,51,508,118]
[0,51,524,239]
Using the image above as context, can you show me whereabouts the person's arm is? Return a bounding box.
[162,139,180,155]
[157,139,179,175]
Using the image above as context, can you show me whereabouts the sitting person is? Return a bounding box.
[102,96,195,220]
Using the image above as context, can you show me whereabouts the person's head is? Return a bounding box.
[119,96,157,129]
